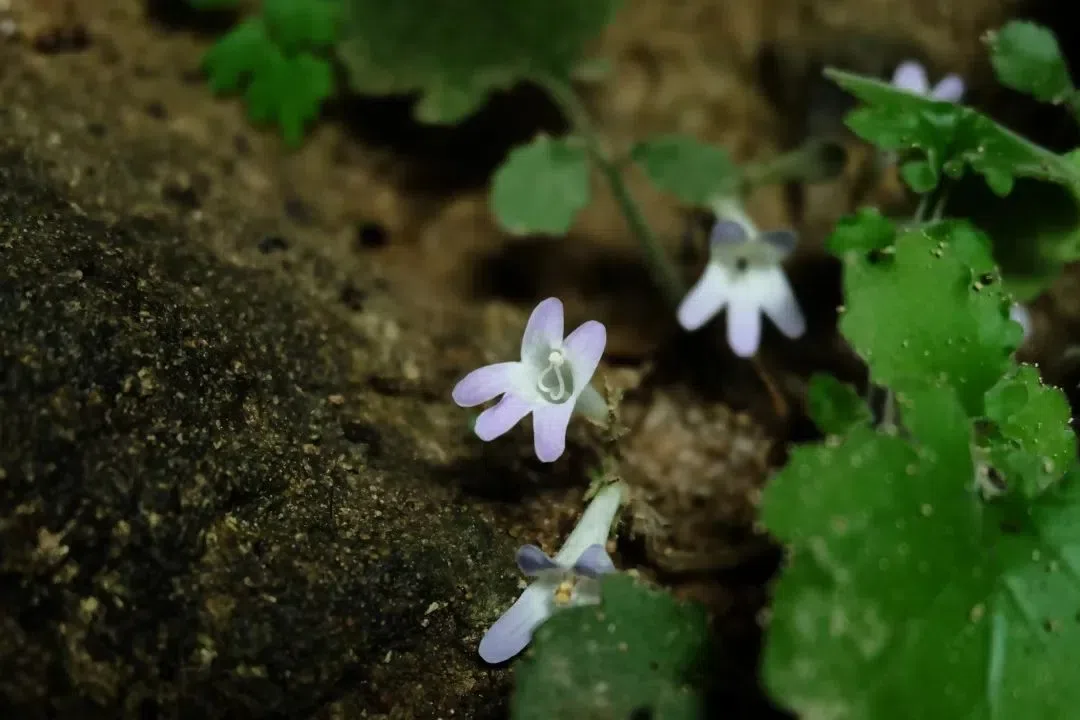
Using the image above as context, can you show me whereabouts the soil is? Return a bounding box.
[1,0,1076,718]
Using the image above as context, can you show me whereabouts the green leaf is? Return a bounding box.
[838,219,1019,415]
[762,384,1080,719]
[826,207,896,255]
[630,134,739,205]
[244,50,334,146]
[827,68,1080,196]
[337,0,621,124]
[203,18,275,94]
[947,174,1080,301]
[983,365,1077,497]
[807,374,871,435]
[988,21,1075,104]
[490,135,591,236]
[512,574,709,720]
[263,0,340,54]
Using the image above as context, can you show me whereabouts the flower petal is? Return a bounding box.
[726,293,763,357]
[758,269,806,339]
[451,362,521,407]
[677,263,731,331]
[1010,302,1033,343]
[760,229,799,257]
[564,320,606,391]
[930,74,965,102]
[474,394,532,441]
[532,402,575,462]
[553,482,624,566]
[892,60,929,94]
[521,297,564,366]
[478,582,553,664]
[571,544,616,578]
[710,219,750,247]
[516,545,559,576]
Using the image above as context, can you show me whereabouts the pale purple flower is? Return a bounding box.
[891,60,965,102]
[677,219,805,357]
[1010,302,1033,344]
[452,297,607,462]
[478,482,623,663]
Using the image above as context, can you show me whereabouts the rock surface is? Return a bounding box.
[0,151,515,719]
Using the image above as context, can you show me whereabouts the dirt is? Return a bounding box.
[0,0,1071,717]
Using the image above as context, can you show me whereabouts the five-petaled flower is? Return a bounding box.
[452,297,607,462]
[677,218,806,357]
[891,60,965,102]
[478,482,623,663]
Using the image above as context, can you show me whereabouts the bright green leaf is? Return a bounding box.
[807,374,871,435]
[512,574,709,720]
[826,207,897,255]
[762,384,1080,719]
[245,50,334,146]
[337,0,621,124]
[203,18,275,94]
[983,365,1077,497]
[988,21,1074,104]
[827,68,1080,196]
[838,219,1019,414]
[263,0,340,54]
[490,135,591,236]
[630,134,739,205]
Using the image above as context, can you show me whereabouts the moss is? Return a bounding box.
[0,151,515,718]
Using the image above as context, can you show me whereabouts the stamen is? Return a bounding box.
[537,349,570,402]
[553,577,575,606]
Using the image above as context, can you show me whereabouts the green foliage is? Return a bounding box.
[630,134,739,205]
[826,68,1080,196]
[983,365,1077,498]
[201,1,339,145]
[807,374,871,435]
[827,206,896,254]
[834,215,1020,415]
[987,21,1075,104]
[336,0,621,124]
[512,574,710,720]
[762,380,1080,719]
[490,136,591,235]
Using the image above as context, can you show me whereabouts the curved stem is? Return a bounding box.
[537,75,686,308]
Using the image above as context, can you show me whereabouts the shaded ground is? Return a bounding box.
[3,0,1075,717]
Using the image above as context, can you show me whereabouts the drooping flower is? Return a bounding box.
[891,60,965,102]
[677,218,805,357]
[478,482,624,664]
[1010,302,1033,344]
[452,297,607,462]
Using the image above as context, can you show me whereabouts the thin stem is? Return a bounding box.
[538,74,685,308]
[741,138,845,189]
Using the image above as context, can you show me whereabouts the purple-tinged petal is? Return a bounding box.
[677,263,730,331]
[892,60,929,95]
[452,362,520,407]
[532,402,575,462]
[1010,303,1033,342]
[571,544,616,578]
[930,74,965,102]
[516,545,558,576]
[478,583,552,664]
[563,320,606,390]
[521,297,564,365]
[760,229,799,257]
[474,394,532,441]
[759,270,806,339]
[710,219,749,247]
[726,295,762,357]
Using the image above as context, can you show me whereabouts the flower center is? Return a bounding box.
[734,256,749,273]
[536,349,573,404]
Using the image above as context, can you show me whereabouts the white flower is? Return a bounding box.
[477,482,624,663]
[677,215,805,357]
[891,60,965,102]
[452,297,607,462]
